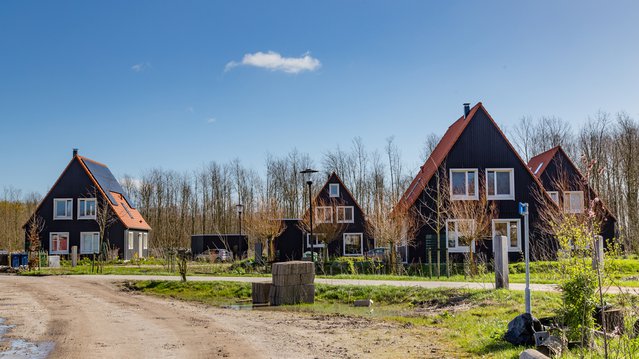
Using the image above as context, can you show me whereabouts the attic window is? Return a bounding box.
[329,183,339,197]
[78,198,97,220]
[534,162,543,175]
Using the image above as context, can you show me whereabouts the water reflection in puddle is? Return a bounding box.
[0,318,54,359]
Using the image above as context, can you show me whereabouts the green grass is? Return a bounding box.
[19,257,639,288]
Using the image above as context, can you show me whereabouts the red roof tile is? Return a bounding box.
[527,146,560,178]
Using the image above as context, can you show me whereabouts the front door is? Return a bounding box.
[138,233,144,258]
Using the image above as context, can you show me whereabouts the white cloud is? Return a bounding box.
[225,51,321,74]
[207,117,216,124]
[131,62,151,72]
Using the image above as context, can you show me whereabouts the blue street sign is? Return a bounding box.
[518,202,529,216]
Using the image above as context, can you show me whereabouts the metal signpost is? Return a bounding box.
[519,202,531,314]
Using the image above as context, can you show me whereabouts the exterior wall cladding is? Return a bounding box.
[410,107,548,264]
[538,150,616,242]
[25,158,149,260]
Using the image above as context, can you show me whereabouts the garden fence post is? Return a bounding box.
[494,235,509,289]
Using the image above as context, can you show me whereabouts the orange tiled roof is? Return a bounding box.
[109,192,151,231]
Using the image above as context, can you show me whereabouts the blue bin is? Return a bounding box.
[11,254,20,268]
[20,254,28,266]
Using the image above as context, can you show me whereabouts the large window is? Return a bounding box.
[343,233,363,256]
[564,191,584,213]
[329,183,340,197]
[548,191,559,205]
[336,206,354,223]
[53,198,73,220]
[315,206,333,223]
[486,169,514,200]
[78,198,97,220]
[446,219,475,252]
[143,233,148,250]
[450,169,478,200]
[50,232,69,254]
[306,233,326,248]
[80,232,100,254]
[128,231,134,250]
[492,219,520,252]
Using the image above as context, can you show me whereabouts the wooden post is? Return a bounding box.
[428,249,432,278]
[494,235,509,289]
[71,246,78,267]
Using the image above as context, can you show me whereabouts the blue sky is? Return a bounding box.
[1,1,638,195]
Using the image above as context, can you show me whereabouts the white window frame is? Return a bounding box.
[491,219,521,252]
[486,168,515,200]
[128,231,134,250]
[53,198,73,220]
[315,206,333,223]
[143,233,148,249]
[548,191,559,205]
[343,233,363,256]
[80,232,100,254]
[564,191,584,213]
[446,219,475,253]
[336,206,355,223]
[49,232,69,254]
[306,233,325,248]
[78,198,97,220]
[449,169,479,200]
[329,183,340,197]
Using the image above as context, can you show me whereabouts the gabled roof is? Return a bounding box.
[25,154,151,231]
[397,102,551,211]
[528,145,616,222]
[527,146,560,178]
[306,172,366,217]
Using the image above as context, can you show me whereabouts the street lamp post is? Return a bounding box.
[300,168,318,262]
[236,203,244,260]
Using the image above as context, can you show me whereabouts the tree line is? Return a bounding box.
[1,109,638,255]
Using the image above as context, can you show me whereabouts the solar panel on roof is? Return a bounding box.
[82,158,136,207]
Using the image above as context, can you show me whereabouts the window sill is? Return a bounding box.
[337,220,355,224]
[78,217,97,220]
[50,251,69,255]
[451,196,478,201]
[343,253,363,257]
[53,217,72,221]
[487,195,515,201]
[448,247,471,253]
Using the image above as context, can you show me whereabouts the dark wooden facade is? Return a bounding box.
[400,103,550,264]
[529,146,616,242]
[24,151,151,260]
[274,173,373,261]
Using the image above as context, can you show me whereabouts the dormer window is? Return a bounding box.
[329,183,339,197]
[78,198,97,219]
[54,198,73,220]
[450,169,478,200]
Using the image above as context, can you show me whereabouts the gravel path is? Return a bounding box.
[0,275,456,358]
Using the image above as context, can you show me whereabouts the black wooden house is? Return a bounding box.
[24,150,151,260]
[398,103,551,264]
[528,145,616,241]
[274,172,373,260]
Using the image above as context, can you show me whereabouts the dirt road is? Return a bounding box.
[0,275,453,358]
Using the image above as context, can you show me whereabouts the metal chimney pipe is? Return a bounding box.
[463,103,471,118]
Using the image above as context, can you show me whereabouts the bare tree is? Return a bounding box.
[447,175,497,275]
[244,198,286,261]
[93,189,117,273]
[367,202,419,274]
[26,214,45,270]
[416,163,450,277]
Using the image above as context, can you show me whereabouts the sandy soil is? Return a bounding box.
[0,275,455,358]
